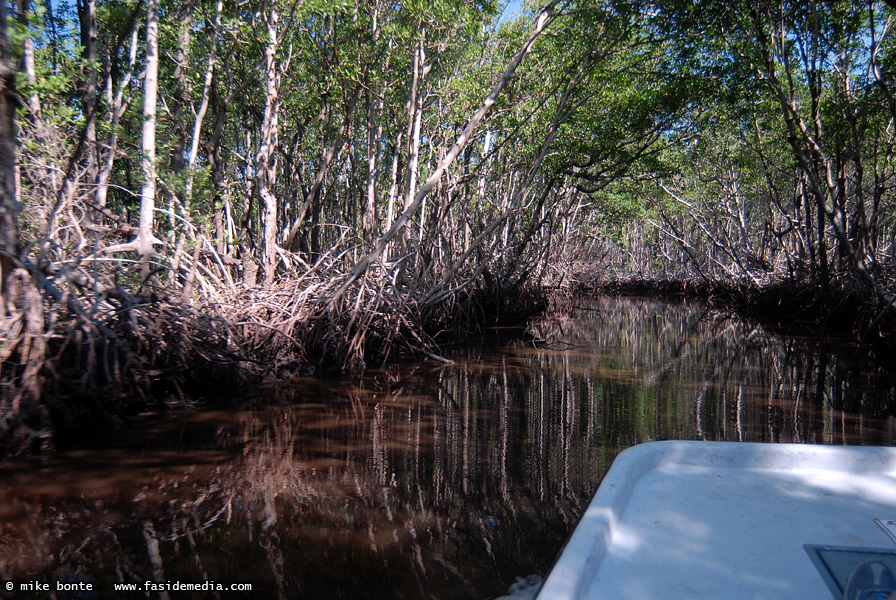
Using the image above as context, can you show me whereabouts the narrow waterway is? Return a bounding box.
[1,297,894,599]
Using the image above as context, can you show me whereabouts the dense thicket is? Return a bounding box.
[2,0,896,452]
[612,1,896,343]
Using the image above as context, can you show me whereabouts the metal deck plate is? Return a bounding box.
[804,545,896,599]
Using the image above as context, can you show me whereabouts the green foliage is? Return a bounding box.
[11,0,896,290]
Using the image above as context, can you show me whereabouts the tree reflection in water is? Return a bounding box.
[0,297,893,599]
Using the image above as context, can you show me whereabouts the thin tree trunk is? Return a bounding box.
[283,81,364,253]
[477,130,491,207]
[362,2,384,249]
[96,18,139,208]
[170,0,195,177]
[363,87,384,248]
[283,14,382,253]
[0,0,18,261]
[385,131,403,235]
[404,38,425,213]
[18,0,40,121]
[393,34,426,256]
[207,74,229,255]
[257,5,281,285]
[78,0,98,203]
[186,0,224,209]
[136,0,162,274]
[333,1,560,300]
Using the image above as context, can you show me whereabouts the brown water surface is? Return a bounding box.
[0,297,894,599]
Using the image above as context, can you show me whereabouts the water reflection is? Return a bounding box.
[0,297,894,599]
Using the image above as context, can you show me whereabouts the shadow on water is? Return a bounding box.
[0,296,893,599]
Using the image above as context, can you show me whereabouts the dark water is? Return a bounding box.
[1,297,894,599]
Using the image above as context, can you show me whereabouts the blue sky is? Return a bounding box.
[500,0,524,22]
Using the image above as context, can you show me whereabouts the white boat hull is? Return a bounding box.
[535,441,896,600]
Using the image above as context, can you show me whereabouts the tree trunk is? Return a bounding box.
[186,0,223,209]
[394,34,425,256]
[362,4,384,249]
[283,83,364,253]
[135,0,162,275]
[282,12,380,254]
[18,0,40,121]
[169,0,195,179]
[334,1,560,299]
[404,38,425,214]
[0,0,19,263]
[78,0,98,204]
[0,0,42,422]
[362,88,384,249]
[257,5,281,285]
[96,17,139,208]
[385,131,403,235]
[207,73,229,255]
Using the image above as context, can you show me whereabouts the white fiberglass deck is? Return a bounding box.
[536,441,896,600]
